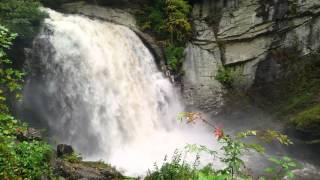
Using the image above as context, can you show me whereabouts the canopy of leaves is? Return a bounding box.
[0,25,53,179]
[138,0,191,76]
[139,0,191,42]
[0,25,24,113]
[0,0,47,39]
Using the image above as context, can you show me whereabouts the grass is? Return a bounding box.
[80,161,113,169]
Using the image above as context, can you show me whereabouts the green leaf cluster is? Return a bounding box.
[0,25,54,179]
[173,113,302,179]
[262,156,300,180]
[0,0,47,39]
[138,0,191,76]
[214,67,235,88]
[165,45,185,75]
[0,25,24,113]
[62,152,83,163]
[139,0,191,42]
[0,114,54,179]
[145,150,230,180]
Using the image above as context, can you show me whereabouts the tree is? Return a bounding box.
[0,0,46,39]
[0,25,53,180]
[165,0,191,43]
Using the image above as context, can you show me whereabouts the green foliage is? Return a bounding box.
[214,67,235,88]
[145,151,230,180]
[138,0,191,76]
[0,116,53,179]
[139,0,191,42]
[257,130,293,145]
[263,156,300,180]
[165,45,185,74]
[184,144,217,156]
[139,0,167,36]
[0,25,24,113]
[165,0,192,42]
[291,104,320,136]
[80,160,113,169]
[145,151,198,180]
[62,152,83,163]
[0,25,54,179]
[173,112,302,180]
[0,0,47,39]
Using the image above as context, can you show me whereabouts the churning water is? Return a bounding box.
[23,9,216,175]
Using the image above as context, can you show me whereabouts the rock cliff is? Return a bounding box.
[53,0,320,113]
[183,0,320,112]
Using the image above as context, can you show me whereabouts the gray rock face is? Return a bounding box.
[17,127,42,141]
[61,2,137,28]
[183,0,320,111]
[183,43,225,112]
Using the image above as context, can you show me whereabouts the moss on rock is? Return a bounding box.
[291,105,320,136]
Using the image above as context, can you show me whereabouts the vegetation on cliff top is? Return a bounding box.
[0,0,47,40]
[138,0,192,78]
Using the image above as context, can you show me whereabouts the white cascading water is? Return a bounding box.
[23,9,217,175]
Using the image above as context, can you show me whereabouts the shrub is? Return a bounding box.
[139,0,191,42]
[0,25,54,179]
[0,115,53,179]
[0,25,24,113]
[165,0,192,42]
[264,156,300,179]
[145,151,197,180]
[139,0,167,36]
[145,151,228,180]
[138,0,192,77]
[161,112,301,180]
[165,45,185,75]
[215,67,235,88]
[62,152,83,163]
[0,0,47,39]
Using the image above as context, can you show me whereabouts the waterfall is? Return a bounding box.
[23,9,215,175]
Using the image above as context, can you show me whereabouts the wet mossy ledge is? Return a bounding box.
[54,144,134,180]
[249,46,320,144]
[290,105,320,143]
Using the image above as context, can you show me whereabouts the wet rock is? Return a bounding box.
[183,1,226,112]
[183,0,320,112]
[57,144,74,158]
[54,160,124,180]
[18,127,42,141]
[132,28,173,80]
[61,1,137,28]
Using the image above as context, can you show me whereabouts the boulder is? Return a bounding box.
[18,127,42,141]
[57,144,74,158]
[54,160,124,180]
